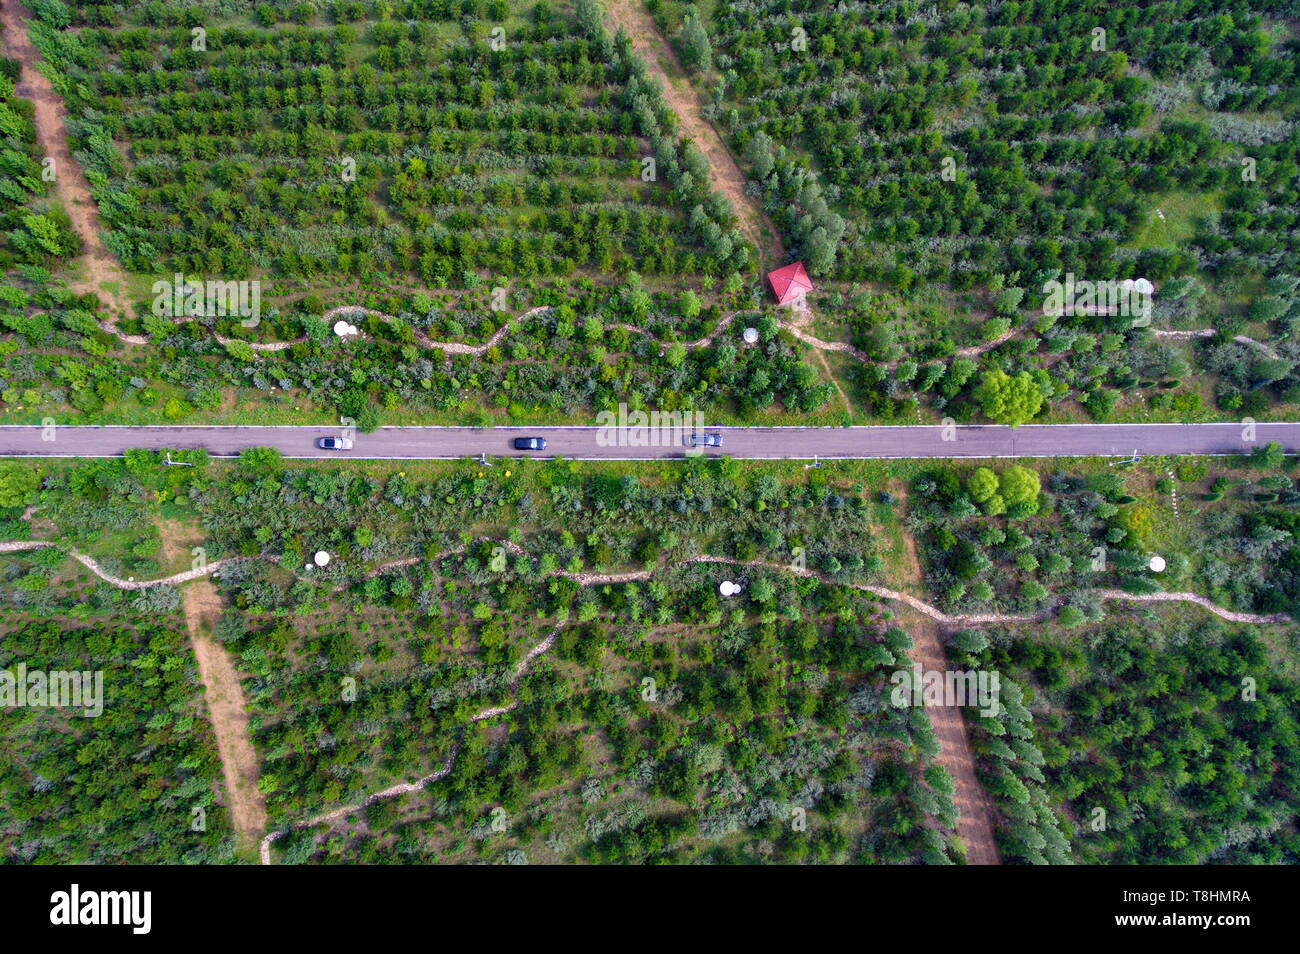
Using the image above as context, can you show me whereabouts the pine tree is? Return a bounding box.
[679,9,713,74]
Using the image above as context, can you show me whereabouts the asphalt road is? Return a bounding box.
[1,422,1297,460]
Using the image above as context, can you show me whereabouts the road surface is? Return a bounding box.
[0,422,1295,460]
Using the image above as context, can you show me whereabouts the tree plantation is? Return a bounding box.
[0,0,1296,881]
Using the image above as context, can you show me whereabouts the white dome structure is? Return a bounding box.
[314,551,331,567]
[1148,555,1166,572]
[742,327,759,344]
[719,580,741,596]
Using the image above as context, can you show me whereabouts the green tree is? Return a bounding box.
[223,339,256,362]
[1250,441,1284,470]
[968,467,999,502]
[993,287,1025,316]
[999,466,1040,510]
[951,629,989,653]
[0,462,38,507]
[678,290,701,319]
[678,8,712,74]
[1021,580,1049,603]
[973,370,1043,426]
[1058,605,1086,627]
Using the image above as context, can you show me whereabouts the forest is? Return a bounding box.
[39,0,751,284]
[651,0,1300,420]
[0,616,235,863]
[0,0,1298,868]
[908,446,1300,617]
[0,278,837,424]
[3,1,1299,427]
[2,452,969,863]
[951,617,1300,863]
[1,451,1296,862]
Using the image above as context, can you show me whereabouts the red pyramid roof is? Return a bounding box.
[767,262,813,304]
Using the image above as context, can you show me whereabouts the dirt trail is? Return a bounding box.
[1153,328,1280,359]
[0,0,136,327]
[888,485,999,864]
[905,607,1001,864]
[322,304,553,355]
[1091,588,1291,624]
[1,539,1288,626]
[157,521,267,855]
[782,297,852,411]
[603,0,783,269]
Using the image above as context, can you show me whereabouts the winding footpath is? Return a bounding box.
[211,304,557,355]
[84,298,795,363]
[85,295,1281,375]
[2,540,1284,626]
[1153,328,1281,359]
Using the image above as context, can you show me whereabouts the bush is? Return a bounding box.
[1057,605,1086,627]
[999,466,1041,509]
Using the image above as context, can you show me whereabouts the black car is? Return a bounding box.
[513,437,546,451]
[687,433,723,447]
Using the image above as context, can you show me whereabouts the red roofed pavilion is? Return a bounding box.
[767,262,813,305]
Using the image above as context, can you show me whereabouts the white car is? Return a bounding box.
[316,437,353,450]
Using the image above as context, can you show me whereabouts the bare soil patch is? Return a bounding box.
[0,1,135,322]
[603,0,784,268]
[892,484,1001,865]
[903,608,1002,865]
[158,519,267,854]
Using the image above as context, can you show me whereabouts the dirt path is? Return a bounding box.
[0,0,136,327]
[1154,328,1280,359]
[2,539,1288,625]
[0,540,248,587]
[1091,588,1292,624]
[811,345,851,412]
[156,521,267,855]
[322,304,553,355]
[887,484,999,863]
[904,607,1001,864]
[783,297,852,411]
[956,322,1022,358]
[603,0,783,269]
